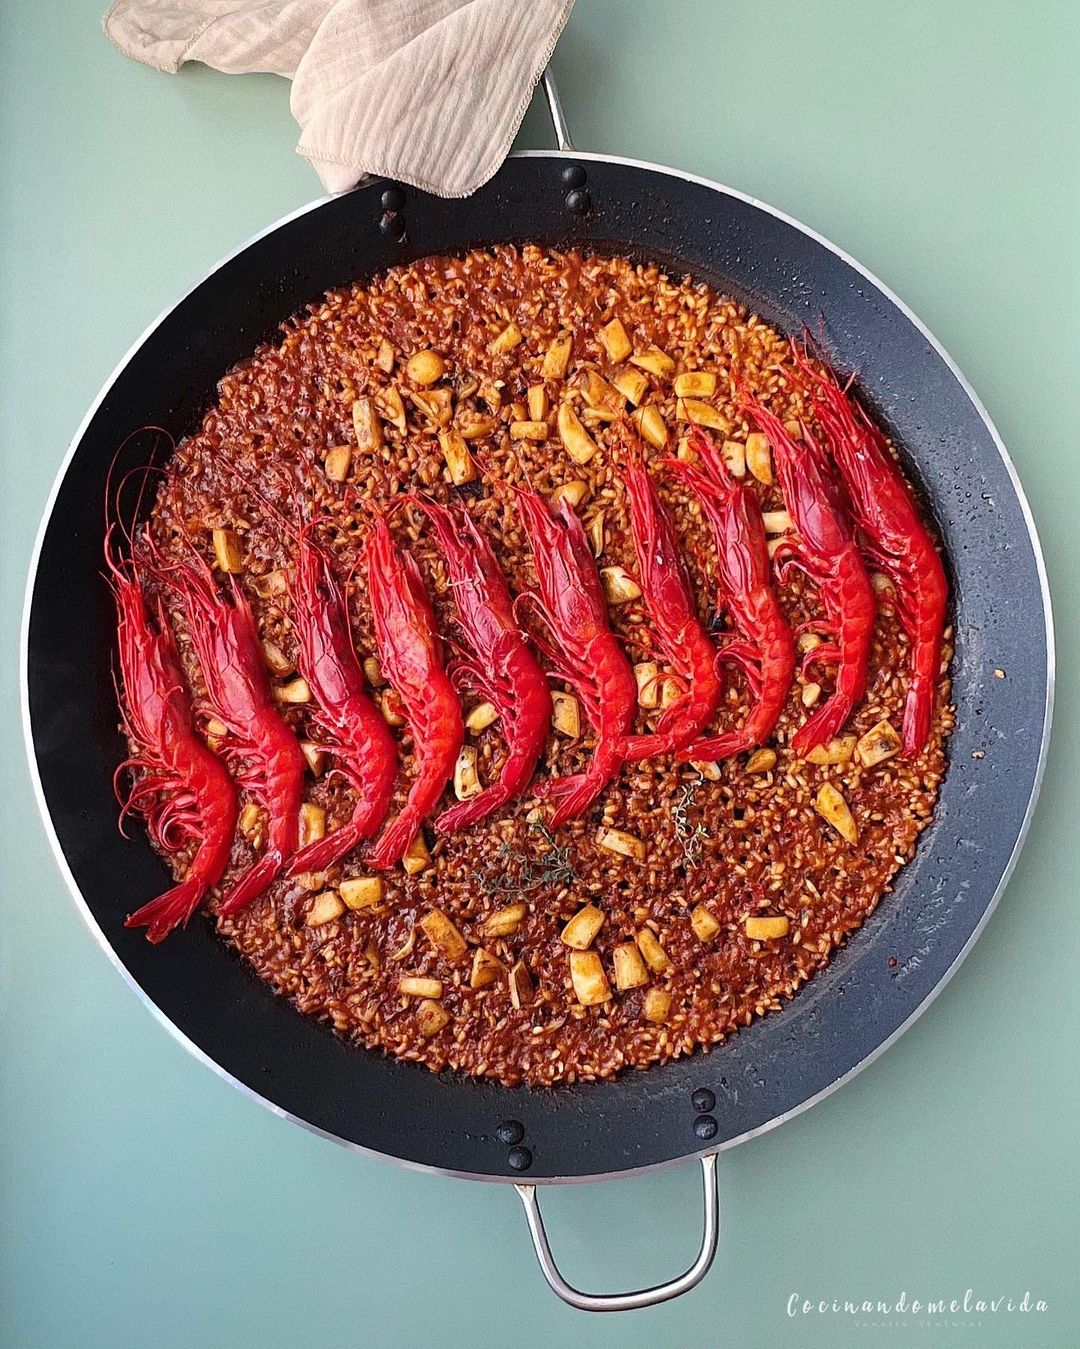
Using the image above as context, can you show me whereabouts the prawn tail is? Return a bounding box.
[538,770,605,828]
[287,817,366,876]
[622,731,677,763]
[366,809,422,871]
[436,781,512,834]
[124,875,205,944]
[901,674,935,757]
[790,693,852,758]
[218,851,284,916]
[677,729,752,763]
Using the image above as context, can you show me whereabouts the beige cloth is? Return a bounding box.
[104,0,574,196]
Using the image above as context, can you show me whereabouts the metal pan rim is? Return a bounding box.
[20,150,1054,1185]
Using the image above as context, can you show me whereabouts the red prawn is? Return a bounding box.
[514,487,638,827]
[364,514,464,868]
[790,346,948,755]
[166,548,306,914]
[285,523,399,873]
[616,432,724,760]
[744,400,876,756]
[666,428,796,760]
[411,497,550,832]
[107,526,239,941]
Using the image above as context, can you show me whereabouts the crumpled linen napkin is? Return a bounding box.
[104,0,575,196]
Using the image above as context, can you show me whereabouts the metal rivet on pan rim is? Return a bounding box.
[380,186,406,211]
[496,1119,525,1145]
[691,1088,716,1113]
[693,1114,718,1141]
[507,1145,533,1172]
[565,188,591,214]
[561,164,587,188]
[379,212,406,241]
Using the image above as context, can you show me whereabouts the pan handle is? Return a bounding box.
[540,68,575,153]
[515,1153,719,1312]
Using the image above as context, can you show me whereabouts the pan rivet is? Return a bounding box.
[692,1088,716,1112]
[507,1145,533,1171]
[561,164,587,188]
[693,1114,718,1141]
[496,1119,525,1145]
[565,188,591,214]
[379,211,406,241]
[381,186,405,211]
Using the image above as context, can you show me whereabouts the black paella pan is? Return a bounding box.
[20,75,1053,1310]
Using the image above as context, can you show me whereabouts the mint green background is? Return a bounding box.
[2,2,1076,1346]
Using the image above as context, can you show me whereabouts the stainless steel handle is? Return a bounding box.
[515,1153,720,1312]
[540,68,574,153]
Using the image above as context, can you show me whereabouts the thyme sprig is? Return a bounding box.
[672,767,708,867]
[480,820,578,896]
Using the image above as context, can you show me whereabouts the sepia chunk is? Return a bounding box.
[489,322,523,354]
[420,909,468,961]
[721,439,747,478]
[691,905,721,942]
[744,914,790,941]
[542,334,573,380]
[857,718,903,768]
[557,402,599,465]
[570,950,611,1006]
[509,959,534,1009]
[212,527,243,574]
[551,479,590,511]
[745,431,773,484]
[400,976,444,999]
[298,802,326,849]
[631,404,668,449]
[635,927,672,974]
[416,999,451,1037]
[560,904,605,951]
[483,902,528,939]
[804,735,857,766]
[613,942,649,991]
[470,947,505,990]
[600,565,642,604]
[307,891,345,927]
[352,397,384,450]
[401,832,431,875]
[629,347,675,379]
[465,701,499,734]
[815,782,859,845]
[323,445,352,482]
[675,398,726,431]
[611,367,649,406]
[552,691,581,738]
[339,876,384,911]
[598,317,632,362]
[674,371,718,399]
[438,429,477,485]
[595,826,646,860]
[453,745,482,801]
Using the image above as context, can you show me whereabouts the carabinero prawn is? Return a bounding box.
[412,497,550,832]
[791,348,948,755]
[744,399,876,757]
[617,431,724,760]
[107,526,239,941]
[286,524,399,873]
[514,487,638,827]
[364,515,464,869]
[167,547,306,914]
[667,428,796,760]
